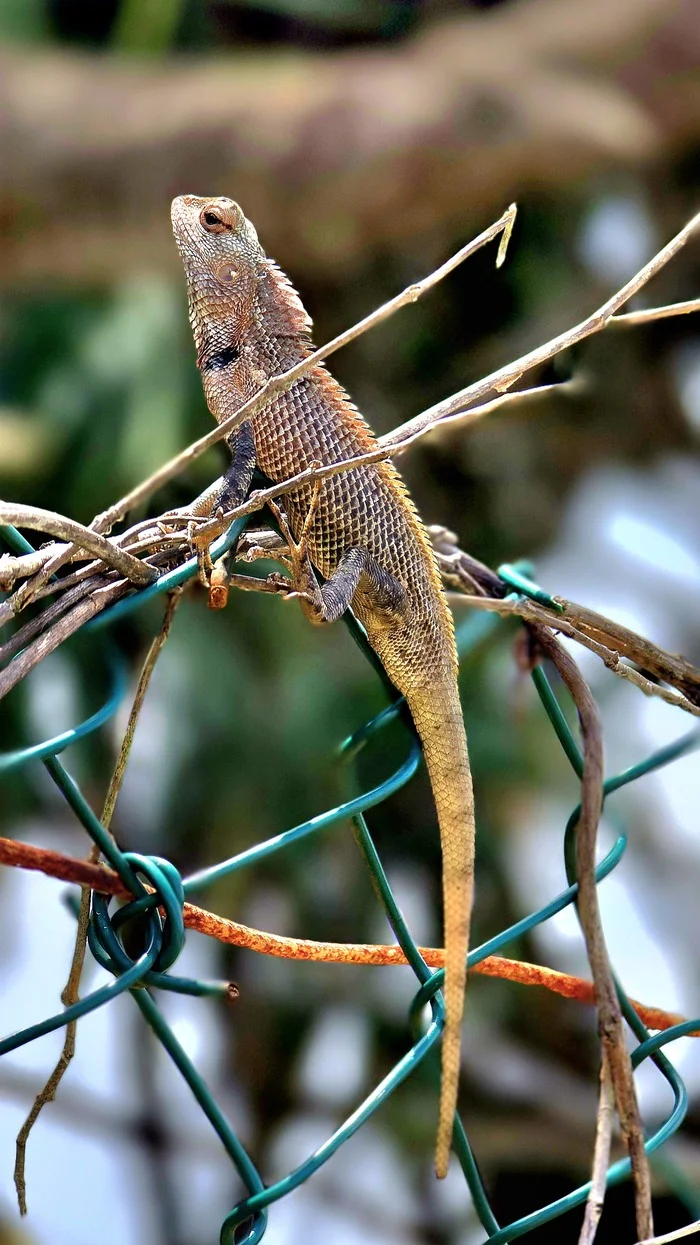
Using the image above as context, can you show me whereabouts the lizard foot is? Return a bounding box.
[265,571,317,607]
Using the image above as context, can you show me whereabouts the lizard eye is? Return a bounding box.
[200,208,227,233]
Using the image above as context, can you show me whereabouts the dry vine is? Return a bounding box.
[0,834,696,1039]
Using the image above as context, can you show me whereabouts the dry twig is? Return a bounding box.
[578,1056,615,1245]
[0,833,696,1040]
[12,595,180,1215]
[636,1224,700,1245]
[535,629,653,1241]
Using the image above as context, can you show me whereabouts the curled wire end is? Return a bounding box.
[220,1208,268,1245]
[498,561,564,613]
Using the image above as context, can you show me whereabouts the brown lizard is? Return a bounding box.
[171,194,475,1178]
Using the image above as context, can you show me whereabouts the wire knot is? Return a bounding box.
[88,853,186,985]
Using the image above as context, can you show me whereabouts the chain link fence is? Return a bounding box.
[2,512,699,1244]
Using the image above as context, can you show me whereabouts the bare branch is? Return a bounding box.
[535,630,653,1241]
[0,579,127,701]
[451,595,700,718]
[383,207,700,447]
[636,1222,700,1245]
[612,298,700,326]
[430,532,700,713]
[578,1056,615,1245]
[0,504,156,586]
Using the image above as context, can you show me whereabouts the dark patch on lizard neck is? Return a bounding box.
[201,343,241,372]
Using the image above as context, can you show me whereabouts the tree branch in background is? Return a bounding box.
[1,0,698,287]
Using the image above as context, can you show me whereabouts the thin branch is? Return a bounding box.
[12,594,180,1215]
[430,531,700,711]
[0,572,120,660]
[383,207,700,447]
[0,546,52,589]
[0,834,697,1040]
[636,1221,700,1245]
[450,595,700,718]
[0,579,126,701]
[13,883,92,1215]
[102,590,181,828]
[535,629,653,1241]
[578,1056,615,1245]
[612,298,700,326]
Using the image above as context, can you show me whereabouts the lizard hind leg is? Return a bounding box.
[267,497,408,628]
[320,547,408,628]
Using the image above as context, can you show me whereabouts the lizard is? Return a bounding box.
[171,194,475,1178]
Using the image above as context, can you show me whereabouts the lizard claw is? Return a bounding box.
[265,572,315,606]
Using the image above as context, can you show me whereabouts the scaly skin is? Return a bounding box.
[171,194,475,1178]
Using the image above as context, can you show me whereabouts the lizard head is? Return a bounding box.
[171,194,314,359]
[171,194,264,290]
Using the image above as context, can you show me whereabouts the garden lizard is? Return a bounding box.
[171,194,475,1178]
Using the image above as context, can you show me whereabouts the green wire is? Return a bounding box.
[2,518,698,1244]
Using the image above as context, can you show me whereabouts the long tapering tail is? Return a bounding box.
[406,675,475,1178]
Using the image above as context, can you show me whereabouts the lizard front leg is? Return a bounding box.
[171,421,258,592]
[163,421,258,535]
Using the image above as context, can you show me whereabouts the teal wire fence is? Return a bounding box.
[1,516,699,1245]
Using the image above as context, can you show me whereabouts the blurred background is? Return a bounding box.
[1,0,700,1242]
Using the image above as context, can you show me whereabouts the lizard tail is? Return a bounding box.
[406,676,475,1179]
